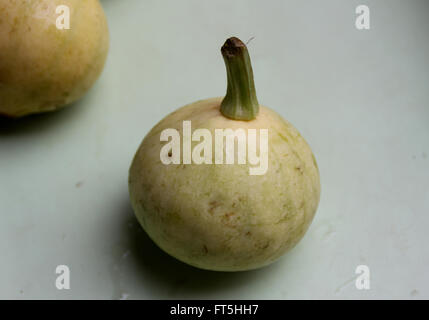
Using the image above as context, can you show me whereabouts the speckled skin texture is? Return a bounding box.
[0,0,109,117]
[129,97,321,271]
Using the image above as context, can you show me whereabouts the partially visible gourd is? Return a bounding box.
[0,0,109,117]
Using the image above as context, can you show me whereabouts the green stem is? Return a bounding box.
[220,37,259,121]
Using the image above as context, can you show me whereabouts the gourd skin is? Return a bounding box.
[129,97,320,271]
[0,0,109,117]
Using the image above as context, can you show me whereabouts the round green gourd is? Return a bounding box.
[129,37,320,271]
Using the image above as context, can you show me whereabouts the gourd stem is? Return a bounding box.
[220,37,259,121]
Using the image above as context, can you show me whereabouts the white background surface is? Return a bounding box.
[1,0,428,299]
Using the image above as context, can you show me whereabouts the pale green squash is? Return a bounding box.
[0,0,109,117]
[129,38,321,271]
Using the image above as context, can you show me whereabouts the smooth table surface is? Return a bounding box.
[1,0,428,299]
